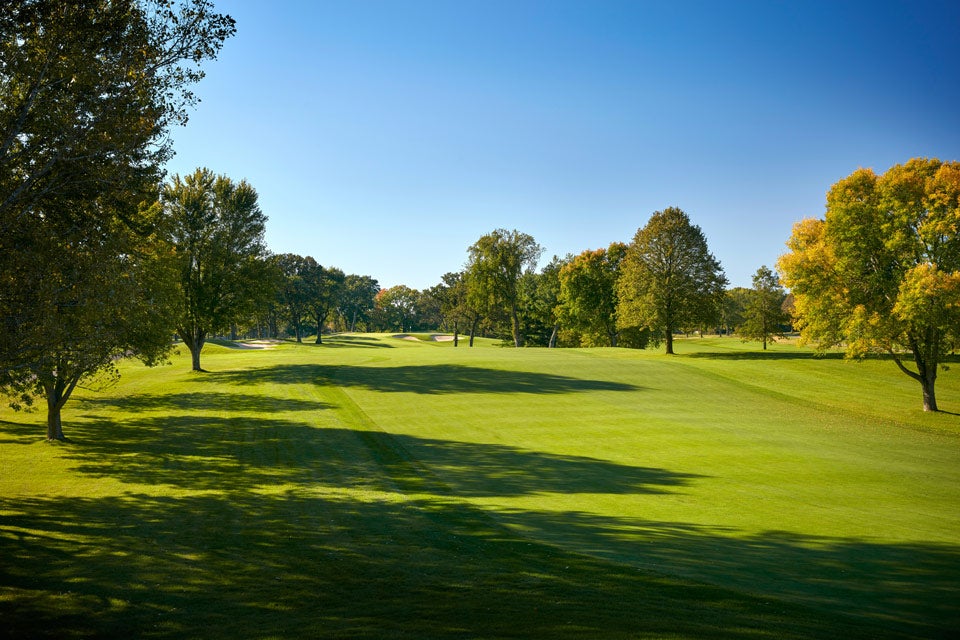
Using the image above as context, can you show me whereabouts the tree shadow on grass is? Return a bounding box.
[77,391,330,414]
[1,489,950,639]
[206,363,642,395]
[489,508,960,638]
[55,409,698,497]
[3,389,956,638]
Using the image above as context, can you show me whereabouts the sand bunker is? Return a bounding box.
[392,334,457,342]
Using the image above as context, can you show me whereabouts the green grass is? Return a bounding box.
[1,335,958,638]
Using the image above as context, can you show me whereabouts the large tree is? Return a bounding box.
[275,253,315,342]
[617,207,727,354]
[337,274,380,332]
[558,244,626,347]
[466,229,543,347]
[375,285,419,333]
[739,265,789,350]
[0,0,234,438]
[163,168,268,370]
[1,202,178,440]
[308,264,345,344]
[778,158,960,412]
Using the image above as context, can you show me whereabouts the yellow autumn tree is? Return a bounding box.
[778,158,960,411]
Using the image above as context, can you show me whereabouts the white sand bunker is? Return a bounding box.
[391,334,457,342]
[216,339,280,349]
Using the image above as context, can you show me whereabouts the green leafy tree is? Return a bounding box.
[375,285,419,333]
[415,287,443,332]
[308,264,345,344]
[275,253,315,342]
[0,0,234,439]
[722,287,751,336]
[521,256,567,347]
[337,274,380,332]
[739,266,789,350]
[466,229,543,347]
[1,203,178,440]
[163,168,268,370]
[617,207,727,354]
[245,253,285,339]
[778,158,960,411]
[558,244,626,347]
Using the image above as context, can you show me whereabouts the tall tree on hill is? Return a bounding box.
[466,229,543,347]
[163,168,268,370]
[778,158,960,411]
[617,208,727,354]
[739,266,789,350]
[0,0,234,439]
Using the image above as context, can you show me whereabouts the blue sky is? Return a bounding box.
[166,0,960,290]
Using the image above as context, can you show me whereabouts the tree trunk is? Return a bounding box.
[548,323,559,349]
[510,302,522,347]
[453,319,459,347]
[469,315,480,347]
[609,328,618,348]
[892,349,939,412]
[43,373,78,441]
[46,400,64,441]
[179,326,207,371]
[665,329,674,355]
[315,310,326,343]
[922,377,938,412]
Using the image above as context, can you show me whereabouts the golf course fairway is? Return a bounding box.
[2,334,958,638]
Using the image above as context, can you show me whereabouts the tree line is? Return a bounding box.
[2,2,958,443]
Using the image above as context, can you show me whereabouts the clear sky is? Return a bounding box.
[165,0,960,290]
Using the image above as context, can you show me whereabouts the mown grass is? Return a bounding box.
[1,335,958,638]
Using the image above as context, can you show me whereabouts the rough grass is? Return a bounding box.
[1,335,958,638]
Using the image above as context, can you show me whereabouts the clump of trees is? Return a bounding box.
[439,211,727,352]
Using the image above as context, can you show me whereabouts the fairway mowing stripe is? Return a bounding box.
[665,355,926,435]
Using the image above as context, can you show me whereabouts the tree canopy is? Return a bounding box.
[617,208,727,354]
[778,158,960,411]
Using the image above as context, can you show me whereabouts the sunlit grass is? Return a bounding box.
[1,334,958,638]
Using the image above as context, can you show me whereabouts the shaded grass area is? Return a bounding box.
[0,420,903,640]
[1,336,959,638]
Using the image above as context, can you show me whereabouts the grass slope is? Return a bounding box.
[1,335,958,638]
